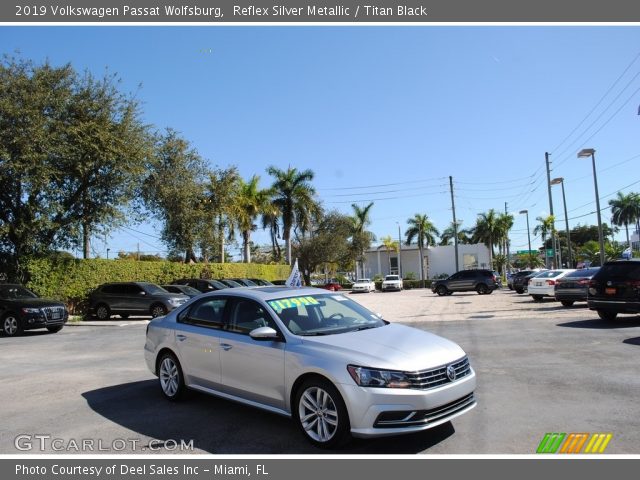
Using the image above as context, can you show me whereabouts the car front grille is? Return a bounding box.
[42,306,66,324]
[374,393,476,428]
[405,357,472,390]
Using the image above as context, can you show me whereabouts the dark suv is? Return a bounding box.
[431,269,499,296]
[89,282,189,320]
[511,269,547,294]
[588,260,640,321]
[1,284,68,336]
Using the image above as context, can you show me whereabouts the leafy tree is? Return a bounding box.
[380,235,399,274]
[206,166,241,263]
[143,129,210,263]
[472,209,500,267]
[266,166,320,265]
[294,211,353,285]
[439,221,472,246]
[404,213,439,282]
[533,215,556,268]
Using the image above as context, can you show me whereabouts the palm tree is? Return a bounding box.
[380,235,399,274]
[266,166,320,265]
[439,221,471,246]
[496,213,514,274]
[533,215,556,268]
[350,202,376,278]
[472,209,500,268]
[609,191,639,250]
[234,175,270,263]
[405,214,440,282]
[261,202,282,262]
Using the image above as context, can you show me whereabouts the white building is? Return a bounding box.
[362,243,492,279]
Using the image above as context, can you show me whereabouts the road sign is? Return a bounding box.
[516,250,537,255]
[546,249,554,257]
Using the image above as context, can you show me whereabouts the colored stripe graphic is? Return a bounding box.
[537,433,613,454]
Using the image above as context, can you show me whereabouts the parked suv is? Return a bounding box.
[431,269,499,296]
[89,282,189,320]
[511,269,546,294]
[588,260,640,321]
[1,284,68,336]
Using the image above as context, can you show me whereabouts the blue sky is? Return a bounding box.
[2,26,640,259]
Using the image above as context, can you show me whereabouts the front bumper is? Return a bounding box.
[338,368,476,438]
[21,308,68,331]
[382,284,402,291]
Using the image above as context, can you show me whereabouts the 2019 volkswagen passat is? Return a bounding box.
[144,287,476,448]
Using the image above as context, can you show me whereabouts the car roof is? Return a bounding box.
[195,286,331,301]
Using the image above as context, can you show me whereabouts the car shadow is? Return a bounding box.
[557,317,640,329]
[82,380,452,454]
[623,337,640,346]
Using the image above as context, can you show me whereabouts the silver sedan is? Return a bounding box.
[144,286,476,448]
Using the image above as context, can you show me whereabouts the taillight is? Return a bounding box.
[546,280,556,286]
[578,279,590,285]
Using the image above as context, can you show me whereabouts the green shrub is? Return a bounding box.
[24,257,290,314]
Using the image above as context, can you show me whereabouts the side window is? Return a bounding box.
[101,285,117,294]
[124,284,144,295]
[228,299,277,335]
[180,298,227,329]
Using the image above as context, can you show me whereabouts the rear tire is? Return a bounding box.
[294,377,351,449]
[476,284,489,295]
[561,300,574,307]
[515,288,524,294]
[150,304,167,318]
[158,352,185,401]
[532,295,543,302]
[597,310,618,321]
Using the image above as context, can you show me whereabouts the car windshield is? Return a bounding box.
[385,276,399,281]
[142,283,168,294]
[0,285,38,299]
[221,279,243,288]
[565,268,600,278]
[534,270,568,279]
[268,294,386,336]
[178,286,201,295]
[355,279,371,283]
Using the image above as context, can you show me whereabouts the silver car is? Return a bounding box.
[144,286,476,448]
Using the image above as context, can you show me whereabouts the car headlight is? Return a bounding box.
[21,307,41,314]
[347,365,411,388]
[168,298,184,306]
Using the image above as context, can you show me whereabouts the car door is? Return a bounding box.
[173,297,227,390]
[447,271,466,291]
[217,298,286,410]
[125,283,149,313]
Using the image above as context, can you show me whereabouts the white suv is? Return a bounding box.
[381,275,403,292]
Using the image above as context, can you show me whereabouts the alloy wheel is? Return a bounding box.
[3,316,19,336]
[298,386,339,443]
[159,357,180,397]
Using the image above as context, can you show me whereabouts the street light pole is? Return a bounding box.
[551,177,572,268]
[578,148,606,266]
[519,210,532,267]
[397,222,403,279]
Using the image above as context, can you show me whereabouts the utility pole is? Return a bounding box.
[449,176,459,273]
[137,243,140,261]
[505,202,510,277]
[545,152,556,268]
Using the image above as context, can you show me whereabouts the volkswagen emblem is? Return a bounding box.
[446,365,456,381]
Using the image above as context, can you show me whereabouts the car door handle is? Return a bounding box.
[221,343,233,351]
[176,334,187,341]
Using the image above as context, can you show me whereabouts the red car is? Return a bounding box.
[320,281,342,292]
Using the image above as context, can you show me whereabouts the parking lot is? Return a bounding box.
[2,288,640,454]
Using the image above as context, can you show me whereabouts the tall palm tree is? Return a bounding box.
[533,215,555,268]
[350,202,376,278]
[380,235,399,274]
[235,175,270,263]
[472,209,500,268]
[496,213,514,274]
[609,191,639,250]
[439,221,471,246]
[405,214,440,282]
[261,202,282,261]
[266,166,320,265]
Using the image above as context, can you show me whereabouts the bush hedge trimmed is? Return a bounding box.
[24,257,290,313]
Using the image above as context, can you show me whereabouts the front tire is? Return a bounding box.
[294,378,350,449]
[158,353,185,401]
[95,304,111,320]
[597,310,618,321]
[436,285,448,296]
[2,314,22,336]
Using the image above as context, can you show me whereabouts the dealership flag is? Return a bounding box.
[286,259,303,287]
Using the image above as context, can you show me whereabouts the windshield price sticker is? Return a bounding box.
[268,296,319,312]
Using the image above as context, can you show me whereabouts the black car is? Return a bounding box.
[218,279,244,288]
[431,269,500,296]
[512,269,546,294]
[173,278,228,293]
[161,285,202,298]
[0,284,68,336]
[554,267,600,307]
[588,260,640,321]
[249,278,275,286]
[88,282,189,320]
[228,278,258,287]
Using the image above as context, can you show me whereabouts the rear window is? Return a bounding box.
[385,276,399,281]
[565,268,600,278]
[598,263,640,280]
[534,270,566,278]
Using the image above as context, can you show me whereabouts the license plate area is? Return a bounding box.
[605,287,616,295]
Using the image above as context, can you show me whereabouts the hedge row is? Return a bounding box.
[373,280,433,290]
[24,258,291,313]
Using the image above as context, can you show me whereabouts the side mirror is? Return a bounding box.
[249,326,280,341]
[139,291,147,295]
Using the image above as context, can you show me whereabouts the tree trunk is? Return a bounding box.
[83,222,90,259]
[219,216,225,263]
[243,230,251,263]
[419,245,425,286]
[625,223,630,250]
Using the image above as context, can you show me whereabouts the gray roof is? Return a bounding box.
[200,286,327,301]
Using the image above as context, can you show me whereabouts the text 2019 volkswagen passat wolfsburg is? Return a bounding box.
[144,286,476,448]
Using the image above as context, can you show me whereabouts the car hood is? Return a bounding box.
[2,298,65,308]
[300,323,466,371]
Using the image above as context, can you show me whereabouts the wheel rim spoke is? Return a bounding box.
[299,386,338,443]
